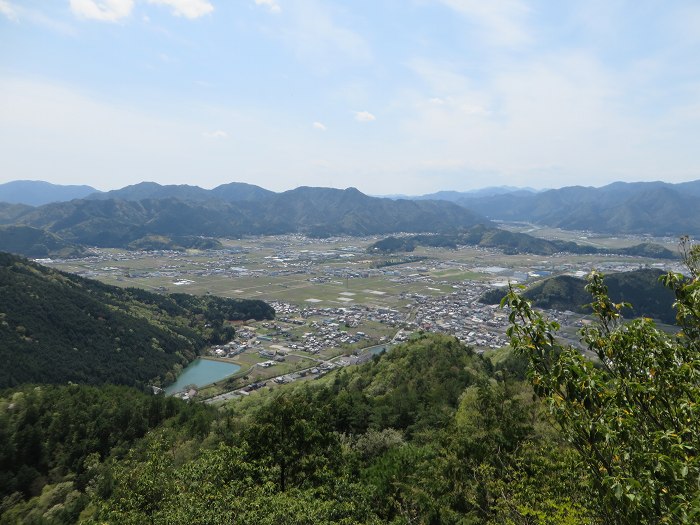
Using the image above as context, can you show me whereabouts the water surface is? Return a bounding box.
[165,358,241,394]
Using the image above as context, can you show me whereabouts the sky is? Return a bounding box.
[1,0,699,195]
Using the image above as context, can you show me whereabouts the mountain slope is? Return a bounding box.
[3,187,489,246]
[0,252,274,388]
[0,225,86,258]
[480,269,676,323]
[0,180,98,206]
[458,180,700,236]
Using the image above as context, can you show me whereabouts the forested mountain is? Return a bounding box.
[2,271,697,523]
[0,334,591,524]
[368,228,676,258]
[0,252,274,389]
[0,186,488,246]
[0,225,86,258]
[480,268,676,323]
[0,181,97,206]
[447,180,700,236]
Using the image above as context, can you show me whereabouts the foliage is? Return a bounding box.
[504,243,700,523]
[483,268,677,323]
[0,384,209,524]
[0,252,274,388]
[2,333,601,524]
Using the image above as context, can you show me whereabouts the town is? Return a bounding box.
[46,231,683,400]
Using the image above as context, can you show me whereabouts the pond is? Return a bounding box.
[164,358,241,395]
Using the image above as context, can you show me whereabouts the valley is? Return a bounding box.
[44,230,683,399]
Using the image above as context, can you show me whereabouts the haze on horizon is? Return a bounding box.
[1,0,699,195]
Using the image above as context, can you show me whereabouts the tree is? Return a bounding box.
[503,238,700,524]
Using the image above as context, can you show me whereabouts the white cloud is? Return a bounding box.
[203,130,228,139]
[70,0,134,22]
[434,0,531,48]
[354,111,375,122]
[255,0,281,14]
[312,121,327,131]
[0,0,18,22]
[147,0,213,18]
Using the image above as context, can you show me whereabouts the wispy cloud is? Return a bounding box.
[255,0,281,14]
[434,0,531,48]
[147,0,213,19]
[270,0,371,71]
[70,0,134,22]
[0,0,18,22]
[203,130,229,139]
[312,121,327,131]
[354,111,376,122]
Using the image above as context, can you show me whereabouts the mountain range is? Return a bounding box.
[0,185,487,248]
[443,180,700,236]
[0,179,698,251]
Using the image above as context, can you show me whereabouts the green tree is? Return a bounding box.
[503,238,700,524]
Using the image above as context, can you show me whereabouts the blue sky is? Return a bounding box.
[1,0,699,194]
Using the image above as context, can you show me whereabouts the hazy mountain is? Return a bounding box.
[88,181,275,203]
[0,180,98,206]
[382,186,539,201]
[415,186,540,201]
[2,187,489,246]
[0,251,274,388]
[459,180,700,236]
[211,181,277,201]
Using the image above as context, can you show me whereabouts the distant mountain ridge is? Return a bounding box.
[0,185,489,247]
[3,178,699,239]
[87,181,275,203]
[447,180,700,236]
[0,180,98,206]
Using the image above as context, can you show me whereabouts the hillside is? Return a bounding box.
[452,180,700,236]
[480,268,676,323]
[0,180,98,206]
[368,228,676,258]
[1,333,592,524]
[1,186,489,246]
[0,225,86,258]
[0,252,274,389]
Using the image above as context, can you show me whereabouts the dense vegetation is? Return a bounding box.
[504,238,700,522]
[0,384,213,524]
[0,226,86,258]
[0,252,274,389]
[1,334,592,524]
[368,228,675,258]
[3,252,699,524]
[480,268,677,323]
[126,234,223,251]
